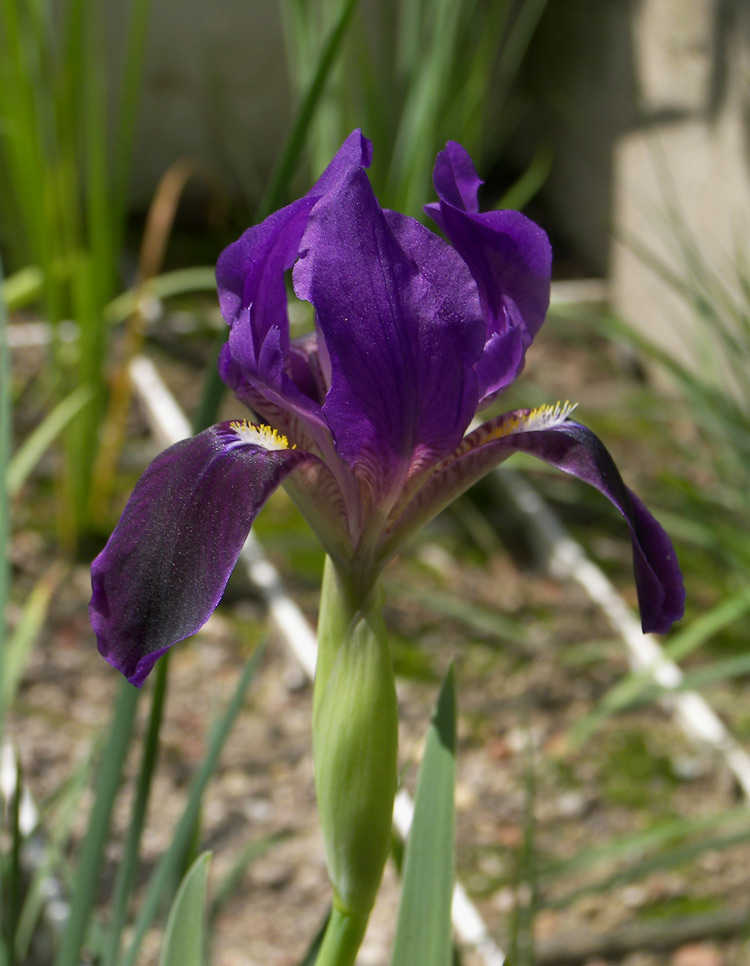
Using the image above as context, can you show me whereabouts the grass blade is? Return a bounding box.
[158,852,212,966]
[53,679,140,966]
[1,255,10,747]
[391,665,457,966]
[112,0,153,234]
[208,830,290,923]
[103,267,219,326]
[260,0,359,222]
[7,386,94,498]
[3,564,65,704]
[102,653,170,966]
[14,744,95,962]
[295,907,330,966]
[542,829,750,912]
[121,640,267,966]
[0,255,9,951]
[537,805,748,884]
[1,267,45,312]
[571,590,750,745]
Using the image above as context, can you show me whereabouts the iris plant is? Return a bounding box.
[90,131,684,964]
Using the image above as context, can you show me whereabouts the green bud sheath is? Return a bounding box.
[313,557,399,931]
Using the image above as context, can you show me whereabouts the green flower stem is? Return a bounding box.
[314,904,369,966]
[313,557,398,960]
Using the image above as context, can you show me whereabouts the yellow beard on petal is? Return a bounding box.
[486,400,578,441]
[229,420,296,451]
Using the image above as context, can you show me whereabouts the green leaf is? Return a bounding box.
[0,266,45,311]
[3,564,65,704]
[260,0,360,222]
[7,385,94,498]
[391,666,457,966]
[209,830,290,922]
[1,255,10,749]
[103,267,219,325]
[192,0,359,435]
[54,679,140,966]
[121,641,266,966]
[570,590,750,745]
[294,907,330,966]
[102,653,171,966]
[159,852,212,966]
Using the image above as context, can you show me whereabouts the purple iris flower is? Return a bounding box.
[90,131,684,686]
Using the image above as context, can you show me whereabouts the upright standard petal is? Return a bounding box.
[294,167,484,504]
[384,407,684,635]
[427,142,552,402]
[217,132,374,438]
[216,130,372,338]
[90,423,309,685]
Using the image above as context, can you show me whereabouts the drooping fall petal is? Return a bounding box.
[384,410,684,634]
[90,423,310,685]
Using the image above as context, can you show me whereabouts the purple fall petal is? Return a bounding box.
[90,424,309,685]
[385,415,684,635]
[293,168,484,502]
[492,422,685,633]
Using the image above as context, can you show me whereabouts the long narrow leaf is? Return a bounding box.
[1,256,10,749]
[261,0,359,221]
[0,254,8,945]
[158,852,212,966]
[391,666,457,966]
[112,0,153,234]
[14,744,95,962]
[104,267,219,325]
[121,640,266,966]
[54,679,140,966]
[295,907,330,966]
[208,829,290,922]
[536,804,750,884]
[571,591,750,745]
[542,829,750,912]
[7,386,94,497]
[3,564,65,704]
[1,267,45,312]
[102,653,170,966]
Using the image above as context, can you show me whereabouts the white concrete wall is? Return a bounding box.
[611,0,750,365]
[108,0,291,208]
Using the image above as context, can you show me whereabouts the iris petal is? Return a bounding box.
[216,131,373,431]
[293,168,483,503]
[90,424,309,685]
[430,139,484,212]
[384,414,684,635]
[495,422,685,633]
[427,142,552,404]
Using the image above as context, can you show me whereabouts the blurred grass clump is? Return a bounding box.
[0,0,151,545]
